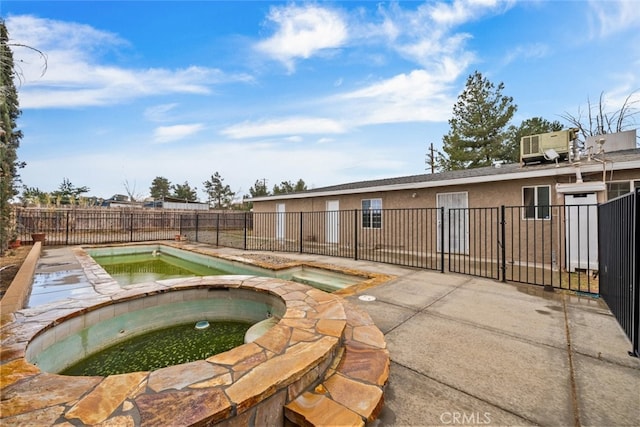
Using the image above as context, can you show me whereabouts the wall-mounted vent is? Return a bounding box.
[521,135,540,156]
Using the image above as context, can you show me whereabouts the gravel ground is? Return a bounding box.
[240,253,297,266]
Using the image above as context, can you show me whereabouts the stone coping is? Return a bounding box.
[1,275,389,426]
[0,242,41,315]
[78,241,395,297]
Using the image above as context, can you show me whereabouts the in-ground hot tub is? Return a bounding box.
[4,275,389,426]
[27,287,285,375]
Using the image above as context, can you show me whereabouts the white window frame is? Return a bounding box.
[361,198,382,229]
[523,185,551,220]
[606,181,633,200]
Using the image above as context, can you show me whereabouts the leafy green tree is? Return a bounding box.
[1,21,24,249]
[171,181,198,202]
[440,71,517,170]
[248,179,270,198]
[273,181,293,195]
[504,117,563,163]
[50,178,90,205]
[273,179,307,195]
[21,186,48,206]
[203,172,235,209]
[149,176,172,200]
[293,178,307,192]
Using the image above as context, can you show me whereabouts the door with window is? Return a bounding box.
[437,192,469,254]
[326,200,339,243]
[276,203,285,241]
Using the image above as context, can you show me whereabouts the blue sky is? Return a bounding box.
[3,0,639,201]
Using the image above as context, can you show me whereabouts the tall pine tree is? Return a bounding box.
[149,176,172,199]
[1,20,23,251]
[440,71,517,170]
[203,172,235,209]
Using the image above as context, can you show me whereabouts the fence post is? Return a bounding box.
[633,188,640,357]
[440,206,445,273]
[130,213,134,242]
[243,211,248,250]
[500,205,506,282]
[299,212,303,253]
[195,213,199,242]
[65,211,70,245]
[353,209,358,261]
[216,213,220,247]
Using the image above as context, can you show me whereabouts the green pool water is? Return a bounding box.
[87,245,363,291]
[60,321,250,376]
[93,252,232,286]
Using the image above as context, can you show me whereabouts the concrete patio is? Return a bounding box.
[228,248,640,426]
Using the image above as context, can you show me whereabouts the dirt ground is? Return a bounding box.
[0,245,31,299]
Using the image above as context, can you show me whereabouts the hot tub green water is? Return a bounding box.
[93,252,232,286]
[60,320,250,376]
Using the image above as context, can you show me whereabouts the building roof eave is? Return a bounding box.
[247,155,640,202]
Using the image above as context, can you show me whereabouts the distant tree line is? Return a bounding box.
[148,173,308,210]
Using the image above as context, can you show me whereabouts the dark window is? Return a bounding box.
[523,186,551,219]
[607,181,631,199]
[362,199,382,228]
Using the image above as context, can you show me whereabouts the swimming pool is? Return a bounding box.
[86,244,365,292]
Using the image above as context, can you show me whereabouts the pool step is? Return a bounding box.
[284,300,389,426]
[290,273,340,292]
[243,316,278,343]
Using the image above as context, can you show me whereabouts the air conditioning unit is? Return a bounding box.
[520,129,578,165]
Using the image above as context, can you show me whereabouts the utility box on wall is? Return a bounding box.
[565,193,598,272]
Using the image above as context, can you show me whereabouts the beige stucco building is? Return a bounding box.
[247,141,639,280]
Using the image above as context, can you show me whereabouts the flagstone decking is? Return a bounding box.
[1,271,388,426]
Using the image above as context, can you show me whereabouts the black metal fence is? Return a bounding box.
[598,189,639,357]
[14,209,249,246]
[15,204,600,293]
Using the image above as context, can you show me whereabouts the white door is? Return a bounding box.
[276,203,285,241]
[565,193,598,271]
[326,200,339,243]
[437,192,469,254]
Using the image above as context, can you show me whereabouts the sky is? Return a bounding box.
[2,0,639,202]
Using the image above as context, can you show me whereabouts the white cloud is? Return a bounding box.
[357,0,513,73]
[221,66,457,138]
[427,0,508,27]
[501,43,550,66]
[144,104,179,122]
[255,4,348,72]
[7,14,126,54]
[221,117,347,139]
[6,15,252,108]
[153,124,205,143]
[334,69,457,124]
[588,0,640,38]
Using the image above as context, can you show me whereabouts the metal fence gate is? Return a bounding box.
[598,189,640,357]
